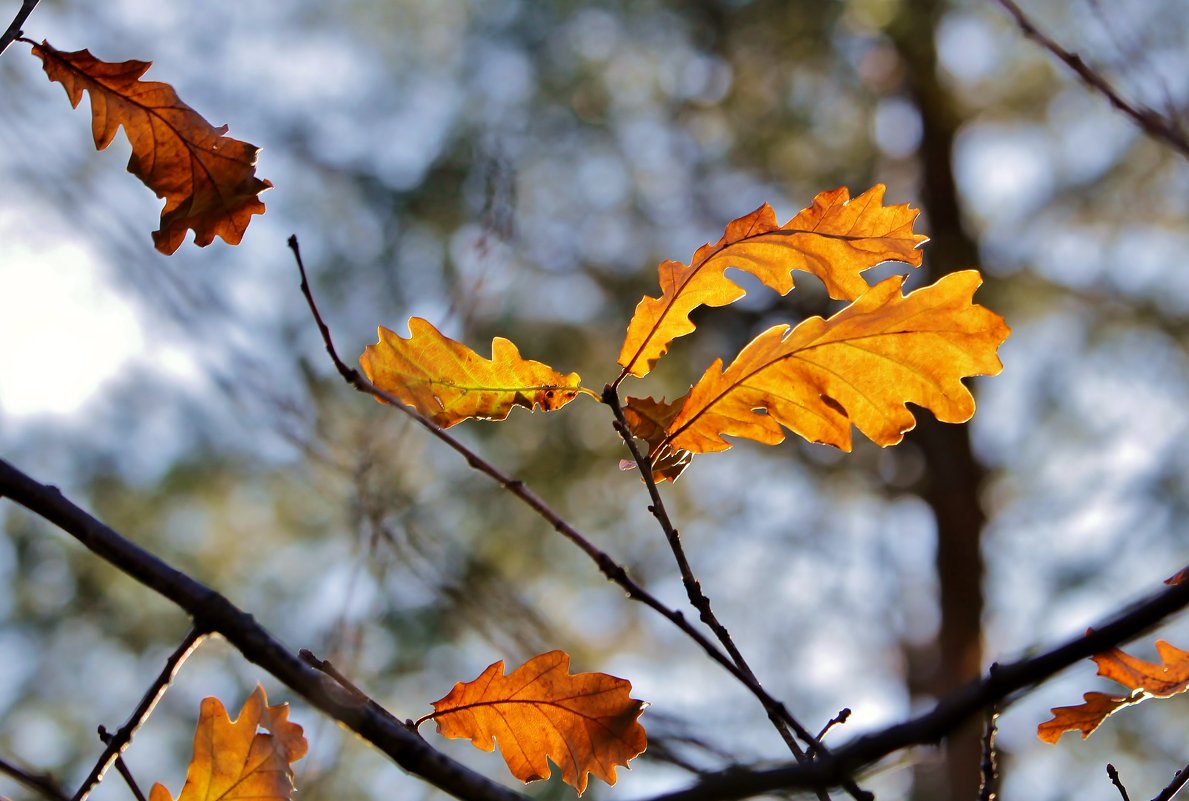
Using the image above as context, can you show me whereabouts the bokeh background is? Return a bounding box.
[1,1,1187,799]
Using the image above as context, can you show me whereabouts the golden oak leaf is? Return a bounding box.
[1038,639,1189,742]
[427,650,647,794]
[360,318,589,427]
[665,271,1008,454]
[621,395,693,483]
[32,42,272,255]
[149,686,307,801]
[618,185,927,378]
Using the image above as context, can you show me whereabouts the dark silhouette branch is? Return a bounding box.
[634,572,1189,801]
[73,629,205,801]
[977,707,999,801]
[1108,764,1132,801]
[997,0,1188,158]
[0,755,68,801]
[0,457,529,801]
[0,0,40,57]
[95,729,147,801]
[1152,761,1189,801]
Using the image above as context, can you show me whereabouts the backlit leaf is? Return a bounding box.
[426,650,647,794]
[665,271,1008,453]
[149,686,307,801]
[32,42,272,254]
[360,318,589,427]
[621,395,693,483]
[618,185,926,378]
[1039,639,1189,742]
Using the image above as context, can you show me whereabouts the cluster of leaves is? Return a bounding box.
[360,185,1010,483]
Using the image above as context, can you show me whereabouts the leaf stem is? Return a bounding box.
[73,628,206,801]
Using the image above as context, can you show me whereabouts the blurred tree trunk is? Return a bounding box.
[887,2,989,799]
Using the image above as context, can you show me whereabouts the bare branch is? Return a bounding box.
[997,0,1189,158]
[0,755,69,801]
[0,0,40,57]
[1108,764,1132,801]
[978,707,999,801]
[1152,761,1189,801]
[96,729,147,801]
[73,630,205,801]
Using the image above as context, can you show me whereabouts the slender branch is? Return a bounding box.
[815,710,851,744]
[0,458,528,801]
[0,756,68,801]
[73,629,205,801]
[0,0,40,57]
[96,729,147,801]
[1108,764,1132,801]
[286,234,863,774]
[633,571,1189,801]
[1153,762,1189,801]
[996,0,1189,158]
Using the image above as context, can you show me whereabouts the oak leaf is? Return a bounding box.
[149,686,307,801]
[360,318,589,427]
[32,42,272,254]
[621,395,693,483]
[618,185,927,378]
[425,650,647,794]
[1039,639,1189,742]
[665,271,1008,454]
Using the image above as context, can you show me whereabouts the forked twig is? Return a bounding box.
[0,0,40,56]
[0,755,69,801]
[73,629,206,801]
[96,728,147,801]
[997,0,1188,158]
[1152,761,1189,801]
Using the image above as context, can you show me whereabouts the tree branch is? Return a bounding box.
[997,0,1188,158]
[0,457,528,801]
[635,572,1189,801]
[73,629,205,801]
[1152,761,1189,801]
[0,755,68,801]
[0,0,40,57]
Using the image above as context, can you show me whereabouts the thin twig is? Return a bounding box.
[0,0,40,57]
[978,707,999,801]
[1108,764,1132,801]
[1153,761,1189,801]
[73,629,206,801]
[815,710,852,744]
[96,729,147,801]
[287,234,866,783]
[996,0,1188,158]
[0,755,69,801]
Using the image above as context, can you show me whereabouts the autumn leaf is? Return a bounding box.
[360,318,591,427]
[150,686,307,801]
[664,270,1008,454]
[618,185,927,378]
[621,395,693,483]
[32,42,272,254]
[1166,566,1189,585]
[1039,639,1189,742]
[424,650,647,794]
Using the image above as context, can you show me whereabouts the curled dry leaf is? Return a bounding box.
[32,42,272,254]
[1039,638,1189,742]
[665,271,1009,454]
[427,650,647,794]
[360,318,589,427]
[149,686,307,801]
[618,185,927,378]
[621,395,693,483]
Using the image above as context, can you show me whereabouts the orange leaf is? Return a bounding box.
[617,185,926,378]
[360,318,589,427]
[1038,638,1189,742]
[427,650,647,794]
[32,42,272,254]
[149,686,307,801]
[621,395,693,483]
[665,271,1008,454]
[1166,566,1189,585]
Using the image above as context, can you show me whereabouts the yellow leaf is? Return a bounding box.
[360,318,590,427]
[427,650,647,795]
[621,395,693,483]
[1038,639,1189,742]
[618,185,927,378]
[666,271,1009,453]
[32,42,271,255]
[149,686,307,801]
